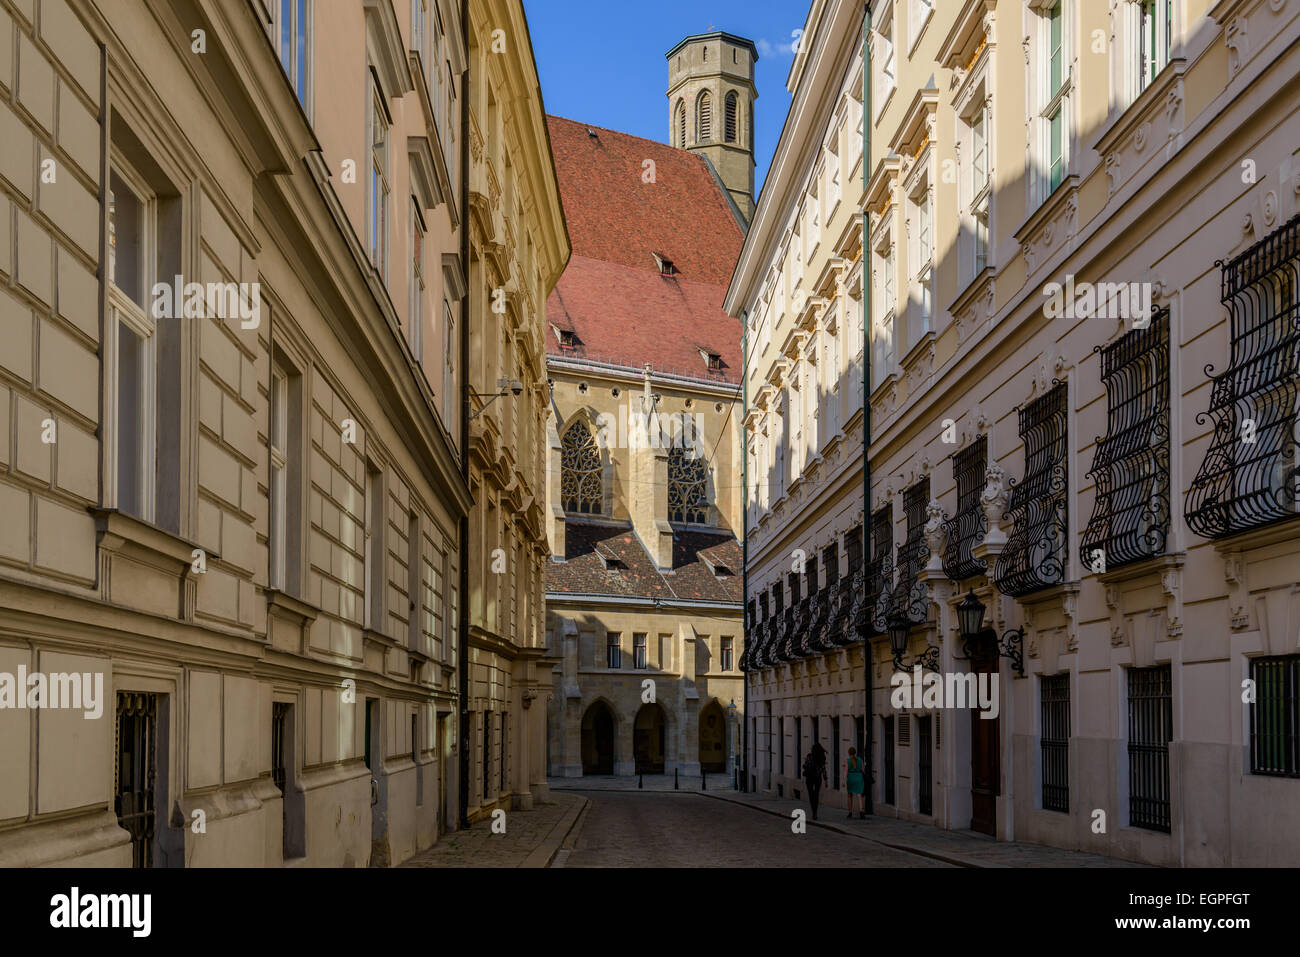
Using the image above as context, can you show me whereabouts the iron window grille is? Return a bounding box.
[867,507,892,635]
[1127,665,1172,832]
[994,382,1069,597]
[1186,214,1300,539]
[114,692,158,869]
[1040,674,1070,812]
[742,601,756,671]
[1082,309,1171,571]
[838,523,865,645]
[916,716,933,815]
[1250,655,1299,777]
[943,436,989,580]
[895,478,931,624]
[560,420,603,514]
[882,715,895,805]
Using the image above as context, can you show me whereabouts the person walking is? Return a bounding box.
[802,741,828,821]
[845,746,867,819]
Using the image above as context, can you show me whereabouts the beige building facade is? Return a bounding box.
[727,0,870,806]
[738,0,1300,867]
[462,0,568,820]
[0,0,472,866]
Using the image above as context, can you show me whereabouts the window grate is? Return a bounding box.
[115,692,158,869]
[1040,674,1070,812]
[1250,655,1300,777]
[272,702,289,793]
[995,383,1069,596]
[1186,214,1300,539]
[1127,666,1172,832]
[943,436,989,580]
[865,506,892,636]
[1083,310,1171,571]
[895,479,930,624]
[916,716,933,815]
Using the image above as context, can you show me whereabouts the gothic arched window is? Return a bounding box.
[675,99,686,148]
[668,446,709,524]
[725,92,738,143]
[697,91,712,143]
[561,420,602,514]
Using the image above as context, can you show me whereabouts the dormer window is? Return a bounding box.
[653,252,677,276]
[701,349,723,372]
[552,324,579,350]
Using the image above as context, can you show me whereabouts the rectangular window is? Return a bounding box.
[108,162,157,521]
[1250,656,1299,777]
[481,711,491,799]
[607,633,621,669]
[412,713,422,806]
[971,110,987,195]
[721,636,733,671]
[365,463,384,631]
[410,201,425,364]
[1040,674,1070,812]
[115,692,159,869]
[499,711,507,793]
[1041,1,1068,198]
[943,436,988,580]
[895,478,929,624]
[407,513,421,651]
[1138,0,1172,94]
[278,0,311,114]
[633,633,647,669]
[1127,665,1172,832]
[442,300,456,434]
[272,702,290,793]
[368,74,390,276]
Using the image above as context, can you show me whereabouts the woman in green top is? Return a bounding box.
[845,746,866,819]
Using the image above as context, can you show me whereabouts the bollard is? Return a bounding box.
[638,773,643,789]
[674,768,679,790]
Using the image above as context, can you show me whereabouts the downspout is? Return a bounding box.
[740,311,748,793]
[861,0,874,816]
[458,0,471,831]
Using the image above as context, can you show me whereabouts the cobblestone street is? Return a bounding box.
[400,794,586,868]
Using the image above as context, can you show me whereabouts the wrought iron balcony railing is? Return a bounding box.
[1082,309,1171,570]
[943,435,989,581]
[894,479,931,623]
[994,382,1070,597]
[1186,214,1300,539]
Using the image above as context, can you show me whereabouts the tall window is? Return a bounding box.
[875,15,896,111]
[633,633,647,669]
[365,462,385,630]
[368,74,390,276]
[971,107,989,275]
[1038,1,1069,200]
[442,300,456,436]
[721,636,734,671]
[1127,665,1172,832]
[560,420,602,514]
[895,478,930,624]
[107,161,156,521]
[668,446,709,524]
[409,201,425,364]
[411,0,426,61]
[943,435,989,581]
[1082,310,1171,571]
[1250,656,1299,777]
[278,0,311,113]
[675,99,686,147]
[696,91,712,143]
[724,92,738,143]
[1040,674,1070,812]
[1137,0,1172,94]
[607,633,621,669]
[913,183,933,340]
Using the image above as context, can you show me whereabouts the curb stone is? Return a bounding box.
[521,795,589,868]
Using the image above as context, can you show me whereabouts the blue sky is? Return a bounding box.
[525,0,808,195]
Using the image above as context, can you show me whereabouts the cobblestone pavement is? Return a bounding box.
[400,793,585,868]
[703,791,1148,868]
[554,790,953,867]
[549,773,737,792]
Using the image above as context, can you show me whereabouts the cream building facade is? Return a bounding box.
[0,0,472,867]
[740,0,1300,867]
[462,0,568,820]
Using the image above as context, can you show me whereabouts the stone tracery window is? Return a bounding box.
[668,446,709,524]
[561,420,602,514]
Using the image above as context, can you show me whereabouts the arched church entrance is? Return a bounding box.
[633,704,666,774]
[699,700,726,773]
[581,701,615,775]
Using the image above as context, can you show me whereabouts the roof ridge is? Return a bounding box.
[546,113,701,158]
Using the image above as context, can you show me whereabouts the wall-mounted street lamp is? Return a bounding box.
[469,377,525,422]
[888,612,940,672]
[956,590,1026,678]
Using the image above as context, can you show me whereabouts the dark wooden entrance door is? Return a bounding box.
[969,632,1000,836]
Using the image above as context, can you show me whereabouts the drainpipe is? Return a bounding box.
[740,311,749,793]
[458,0,471,831]
[861,0,874,817]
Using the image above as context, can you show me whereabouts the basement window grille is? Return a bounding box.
[1082,309,1171,571]
[1250,655,1300,777]
[1040,674,1070,812]
[1186,214,1300,539]
[1127,665,1172,832]
[943,435,989,580]
[114,692,158,869]
[994,382,1069,597]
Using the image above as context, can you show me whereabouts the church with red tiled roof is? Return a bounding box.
[544,32,755,782]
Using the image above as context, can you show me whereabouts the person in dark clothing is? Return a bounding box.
[802,741,829,821]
